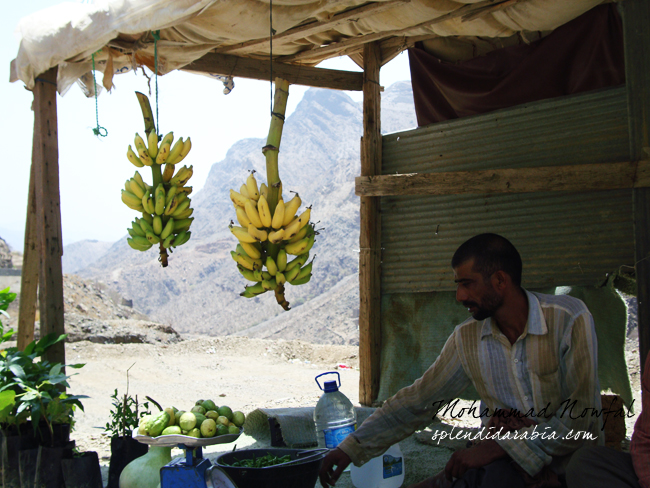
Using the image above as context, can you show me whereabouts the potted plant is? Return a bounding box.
[105,382,150,488]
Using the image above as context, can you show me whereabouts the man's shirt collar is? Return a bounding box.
[480,289,548,339]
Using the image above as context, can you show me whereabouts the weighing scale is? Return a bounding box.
[134,429,240,488]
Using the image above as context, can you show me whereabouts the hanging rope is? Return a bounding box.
[152,30,161,138]
[90,53,108,137]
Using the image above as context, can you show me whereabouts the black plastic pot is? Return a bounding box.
[107,436,149,488]
[35,423,71,448]
[33,441,75,488]
[19,448,38,488]
[61,451,103,488]
[2,428,38,488]
[215,448,326,488]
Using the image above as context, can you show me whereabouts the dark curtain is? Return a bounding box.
[408,4,625,126]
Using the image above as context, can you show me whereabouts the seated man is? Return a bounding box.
[565,350,650,488]
[319,233,603,488]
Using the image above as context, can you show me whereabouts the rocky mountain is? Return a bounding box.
[62,239,114,274]
[76,81,416,344]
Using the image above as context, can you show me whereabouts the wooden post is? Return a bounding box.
[359,42,382,406]
[621,0,650,372]
[17,161,38,350]
[32,68,65,368]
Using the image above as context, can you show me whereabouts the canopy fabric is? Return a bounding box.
[11,0,603,96]
[408,4,625,125]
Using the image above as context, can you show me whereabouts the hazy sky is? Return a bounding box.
[1,1,411,251]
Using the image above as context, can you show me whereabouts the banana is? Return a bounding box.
[152,215,163,235]
[165,185,178,207]
[240,242,261,260]
[285,235,311,255]
[170,198,191,218]
[290,273,312,286]
[295,233,315,256]
[173,207,194,220]
[142,194,155,215]
[141,212,154,225]
[170,165,193,186]
[231,251,255,270]
[172,230,191,247]
[176,192,188,206]
[254,270,265,281]
[287,224,309,244]
[178,186,193,194]
[244,200,263,228]
[155,139,172,165]
[165,138,185,165]
[128,179,146,199]
[284,265,301,283]
[297,207,311,230]
[238,249,263,270]
[133,171,145,189]
[137,217,154,235]
[268,228,285,244]
[154,184,166,215]
[176,137,192,164]
[275,272,286,285]
[162,163,175,183]
[127,145,145,167]
[265,256,278,276]
[173,217,194,233]
[276,249,287,272]
[230,189,249,208]
[286,253,309,272]
[240,184,250,199]
[160,218,174,240]
[237,264,259,282]
[240,282,266,298]
[147,131,159,159]
[131,220,147,237]
[262,278,277,291]
[259,183,268,199]
[135,134,154,166]
[257,195,272,227]
[295,260,313,281]
[146,231,161,245]
[230,225,257,243]
[236,206,252,228]
[134,133,147,152]
[247,224,267,242]
[162,234,174,248]
[128,237,153,251]
[282,194,302,226]
[127,227,138,238]
[271,199,285,229]
[246,172,260,201]
[283,217,303,241]
[122,190,144,211]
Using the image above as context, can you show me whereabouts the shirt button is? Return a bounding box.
[523,396,528,401]
[514,359,519,363]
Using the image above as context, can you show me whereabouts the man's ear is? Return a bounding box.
[491,270,509,291]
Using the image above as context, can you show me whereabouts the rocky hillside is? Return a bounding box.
[74,82,416,344]
[62,240,114,274]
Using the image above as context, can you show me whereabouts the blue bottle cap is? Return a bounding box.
[323,380,339,393]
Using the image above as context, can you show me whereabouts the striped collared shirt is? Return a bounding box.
[338,290,602,477]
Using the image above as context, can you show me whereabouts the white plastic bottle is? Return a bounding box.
[314,372,357,449]
[350,443,405,488]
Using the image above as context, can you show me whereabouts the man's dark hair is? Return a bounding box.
[451,233,522,287]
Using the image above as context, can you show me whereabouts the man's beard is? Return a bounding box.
[463,287,503,321]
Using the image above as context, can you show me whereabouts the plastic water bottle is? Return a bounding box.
[314,372,357,449]
[350,443,405,488]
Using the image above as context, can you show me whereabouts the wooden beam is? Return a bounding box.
[359,42,382,407]
[279,0,507,64]
[215,0,411,56]
[355,160,650,197]
[183,52,363,91]
[622,0,650,373]
[32,68,65,369]
[17,154,38,351]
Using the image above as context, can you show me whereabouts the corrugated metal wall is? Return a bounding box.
[381,86,633,293]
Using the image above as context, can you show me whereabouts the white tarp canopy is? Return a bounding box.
[11,0,603,96]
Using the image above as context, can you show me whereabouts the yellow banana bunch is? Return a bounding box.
[122,129,195,265]
[228,171,317,307]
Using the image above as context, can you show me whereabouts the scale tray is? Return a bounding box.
[133,428,242,447]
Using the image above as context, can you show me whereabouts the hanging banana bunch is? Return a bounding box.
[228,78,316,310]
[120,93,194,267]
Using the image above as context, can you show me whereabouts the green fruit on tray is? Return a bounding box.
[191,405,207,415]
[232,411,245,427]
[188,428,201,438]
[202,399,217,411]
[227,425,240,435]
[161,426,182,436]
[201,419,217,437]
[179,412,197,431]
[217,406,233,421]
[216,424,229,436]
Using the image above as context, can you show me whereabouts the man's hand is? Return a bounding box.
[444,439,507,481]
[319,448,351,487]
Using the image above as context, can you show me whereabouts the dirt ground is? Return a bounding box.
[11,331,643,488]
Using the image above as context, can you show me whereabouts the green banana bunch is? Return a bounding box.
[121,127,195,265]
[228,171,317,309]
